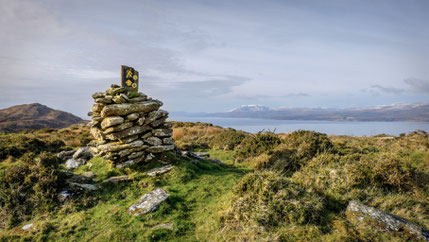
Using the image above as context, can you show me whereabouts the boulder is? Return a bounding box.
[57,150,76,160]
[128,188,169,216]
[101,116,124,129]
[146,145,175,153]
[65,158,85,169]
[346,200,429,241]
[101,101,161,117]
[144,165,174,177]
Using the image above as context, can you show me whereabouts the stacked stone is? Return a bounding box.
[88,84,174,168]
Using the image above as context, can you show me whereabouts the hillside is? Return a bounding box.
[0,123,428,241]
[0,103,84,133]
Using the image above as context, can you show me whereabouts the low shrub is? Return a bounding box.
[208,128,247,150]
[0,152,65,229]
[0,135,65,160]
[220,171,327,240]
[281,130,333,160]
[236,131,281,160]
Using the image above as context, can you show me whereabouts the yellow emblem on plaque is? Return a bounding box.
[132,83,137,88]
[126,80,133,86]
[133,74,138,81]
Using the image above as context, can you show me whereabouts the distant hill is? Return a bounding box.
[0,103,84,133]
[176,103,429,122]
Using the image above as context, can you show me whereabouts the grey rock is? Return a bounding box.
[145,110,168,125]
[153,129,173,137]
[73,146,97,160]
[105,125,151,140]
[141,132,153,139]
[146,137,162,146]
[163,138,174,145]
[146,145,175,153]
[128,151,145,159]
[101,101,161,117]
[161,122,173,128]
[65,158,85,169]
[69,182,99,191]
[103,122,133,134]
[346,200,429,241]
[57,150,76,160]
[128,97,148,103]
[64,172,92,183]
[101,116,124,129]
[98,140,144,152]
[102,175,133,183]
[129,188,169,216]
[144,165,174,177]
[118,147,147,157]
[120,135,139,144]
[82,171,96,179]
[150,116,168,128]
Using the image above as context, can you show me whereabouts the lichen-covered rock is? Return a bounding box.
[146,145,174,153]
[145,110,168,125]
[91,103,104,112]
[153,129,173,137]
[90,127,105,141]
[92,92,105,99]
[163,138,174,145]
[103,122,133,134]
[65,158,85,169]
[72,146,97,160]
[346,200,429,241]
[144,165,174,177]
[101,101,161,117]
[101,116,124,129]
[128,188,169,216]
[146,137,162,146]
[102,175,133,183]
[105,125,151,140]
[98,140,145,152]
[126,113,139,121]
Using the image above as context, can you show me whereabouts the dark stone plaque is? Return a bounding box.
[121,65,139,92]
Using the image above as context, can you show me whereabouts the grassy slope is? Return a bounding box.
[0,123,428,241]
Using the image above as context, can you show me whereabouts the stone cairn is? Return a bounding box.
[88,84,174,168]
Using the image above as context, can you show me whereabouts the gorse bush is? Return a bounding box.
[208,128,247,150]
[0,152,65,229]
[236,131,281,160]
[220,171,327,240]
[281,130,333,159]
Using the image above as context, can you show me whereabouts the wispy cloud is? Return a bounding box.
[371,85,405,94]
[404,78,429,93]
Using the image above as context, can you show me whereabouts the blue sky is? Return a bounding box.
[0,0,428,118]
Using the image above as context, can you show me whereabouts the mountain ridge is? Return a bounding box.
[0,103,84,133]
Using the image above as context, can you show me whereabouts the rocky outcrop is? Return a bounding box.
[88,84,174,168]
[129,188,169,216]
[144,165,174,177]
[346,200,429,241]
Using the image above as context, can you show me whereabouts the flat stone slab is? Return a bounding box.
[144,165,174,177]
[346,200,429,241]
[129,188,169,216]
[102,175,133,183]
[69,182,99,191]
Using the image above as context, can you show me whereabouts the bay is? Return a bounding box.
[170,116,429,136]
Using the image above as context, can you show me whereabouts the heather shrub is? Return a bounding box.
[0,135,65,160]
